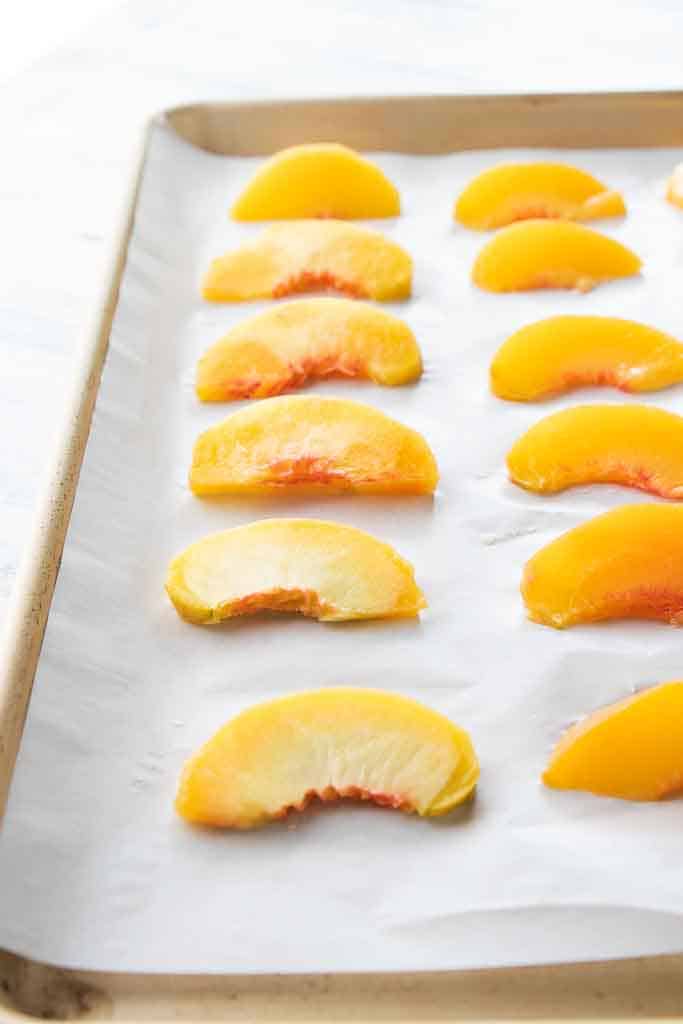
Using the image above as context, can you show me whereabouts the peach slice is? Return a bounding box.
[166,519,426,625]
[455,162,625,230]
[543,682,683,801]
[666,163,683,209]
[490,315,683,401]
[196,298,422,401]
[507,404,683,499]
[522,504,683,629]
[176,688,479,828]
[189,396,438,497]
[202,222,412,302]
[471,220,641,293]
[231,143,400,221]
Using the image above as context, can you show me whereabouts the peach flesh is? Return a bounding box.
[490,316,683,402]
[507,405,683,500]
[521,505,683,628]
[271,785,412,819]
[543,682,683,801]
[272,270,367,300]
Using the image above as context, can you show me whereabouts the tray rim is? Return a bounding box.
[162,87,683,155]
[2,88,683,1022]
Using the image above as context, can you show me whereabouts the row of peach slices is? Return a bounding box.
[467,160,683,814]
[171,146,683,830]
[493,325,683,627]
[202,144,682,299]
[177,683,683,829]
[175,146,432,831]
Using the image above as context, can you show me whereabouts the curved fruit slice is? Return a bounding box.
[190,396,438,497]
[176,688,479,828]
[202,222,412,302]
[231,144,400,221]
[543,682,683,801]
[508,404,683,499]
[166,519,426,625]
[490,315,683,401]
[196,298,422,401]
[455,162,625,230]
[471,220,641,293]
[522,504,683,629]
[666,163,683,209]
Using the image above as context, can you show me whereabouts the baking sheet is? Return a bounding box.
[2,121,683,973]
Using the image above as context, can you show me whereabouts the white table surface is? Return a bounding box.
[1,0,682,628]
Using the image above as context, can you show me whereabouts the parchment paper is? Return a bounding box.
[2,121,683,973]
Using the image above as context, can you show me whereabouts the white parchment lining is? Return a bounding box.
[2,122,683,972]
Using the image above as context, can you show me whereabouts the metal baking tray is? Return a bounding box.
[2,90,683,1021]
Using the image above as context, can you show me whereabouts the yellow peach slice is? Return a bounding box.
[455,162,625,230]
[522,504,683,629]
[666,163,683,209]
[166,519,426,625]
[508,404,683,499]
[231,143,400,221]
[543,682,683,801]
[196,298,422,401]
[202,222,412,302]
[490,315,683,401]
[176,688,479,828]
[471,220,641,294]
[189,396,438,497]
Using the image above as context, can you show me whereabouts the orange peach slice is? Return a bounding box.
[666,163,683,209]
[522,504,683,629]
[166,519,426,625]
[231,144,400,221]
[543,682,683,801]
[176,688,479,828]
[471,220,641,293]
[490,315,683,401]
[455,162,625,230]
[196,298,422,401]
[508,404,683,499]
[202,222,412,302]
[189,396,438,497]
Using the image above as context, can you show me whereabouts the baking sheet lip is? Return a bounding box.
[162,86,683,118]
[159,88,683,157]
[3,948,682,1024]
